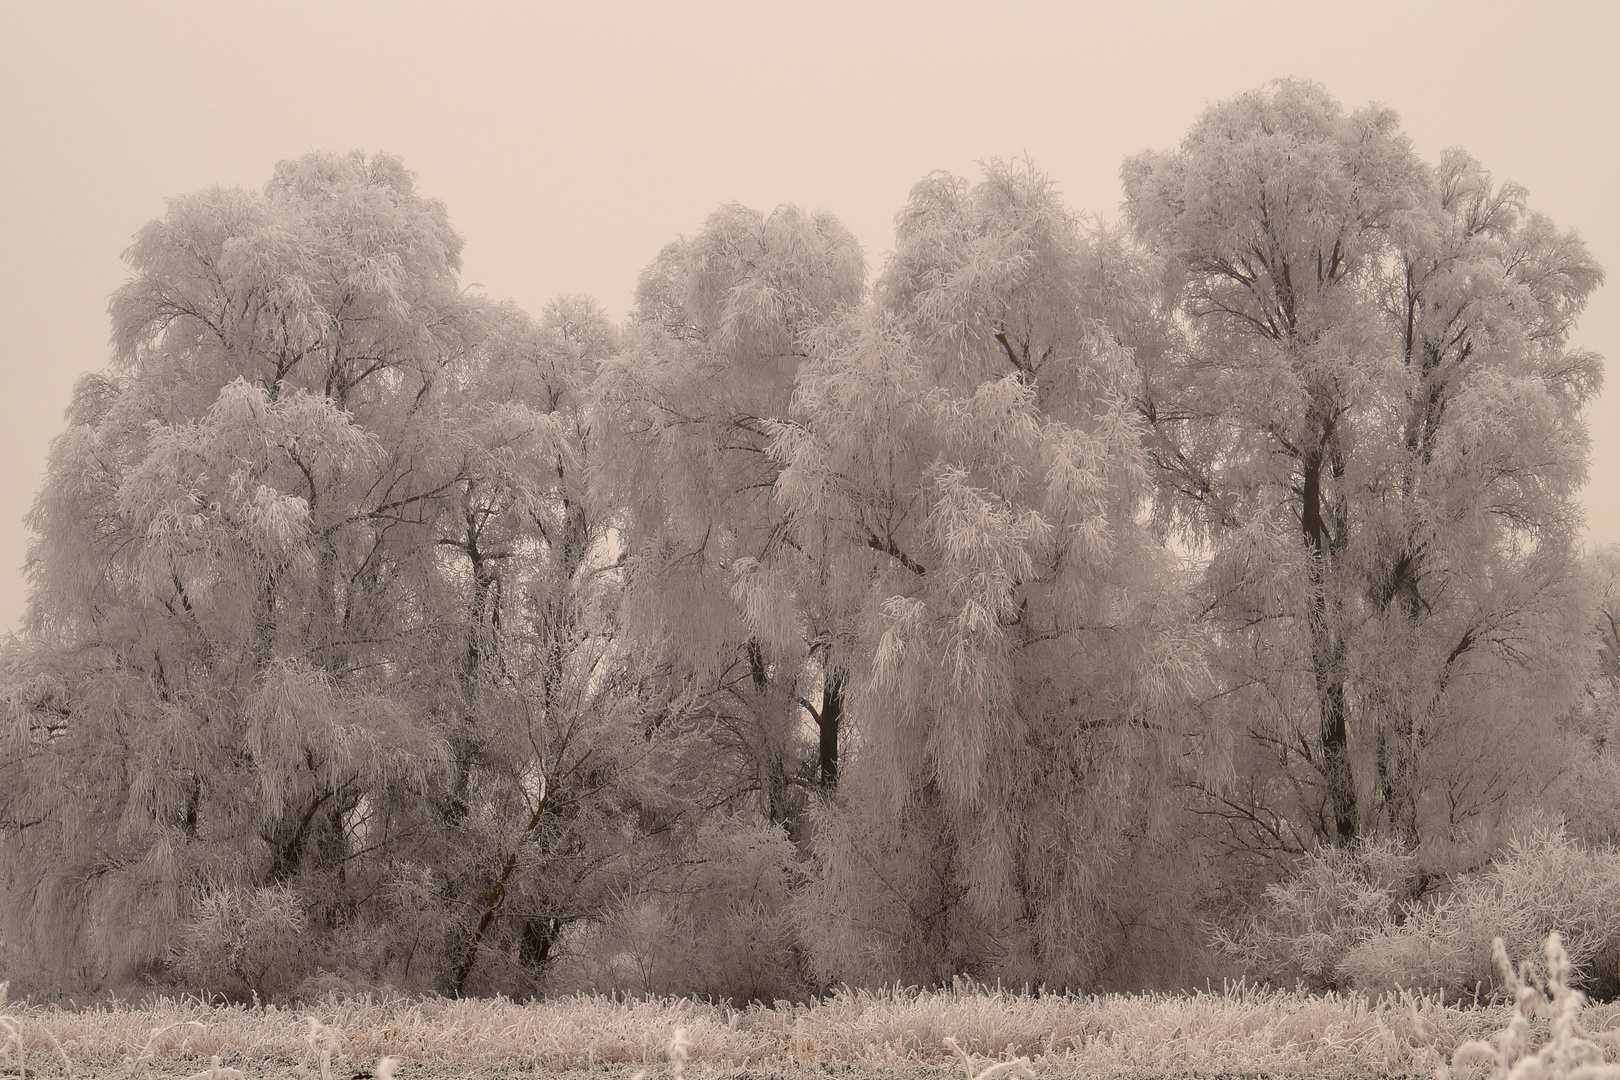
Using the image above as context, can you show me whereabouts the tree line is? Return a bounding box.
[1,79,1612,1000]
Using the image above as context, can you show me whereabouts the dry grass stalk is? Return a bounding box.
[35,1025,74,1080]
[1442,933,1620,1080]
[127,1020,206,1077]
[669,1026,690,1080]
[942,1034,1035,1080]
[294,1016,339,1080]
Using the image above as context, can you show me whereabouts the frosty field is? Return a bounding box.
[0,974,1604,1080]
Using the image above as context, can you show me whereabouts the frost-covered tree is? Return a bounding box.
[577,203,875,1000]
[0,153,645,994]
[424,294,655,995]
[1124,81,1603,850]
[777,162,1212,988]
[593,202,866,827]
[1545,545,1620,845]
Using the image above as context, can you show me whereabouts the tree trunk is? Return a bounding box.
[519,916,563,969]
[1302,449,1357,842]
[1372,581,1424,847]
[453,783,549,993]
[818,669,843,789]
[1314,646,1357,842]
[1374,713,1420,846]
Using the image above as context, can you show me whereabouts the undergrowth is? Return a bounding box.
[1219,828,1620,1000]
[0,934,1616,1078]
[0,932,1607,1075]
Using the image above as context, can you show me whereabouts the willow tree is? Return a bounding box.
[0,153,639,994]
[427,294,650,995]
[1124,81,1603,851]
[593,202,866,826]
[777,162,1211,988]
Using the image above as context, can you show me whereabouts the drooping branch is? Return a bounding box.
[866,532,926,576]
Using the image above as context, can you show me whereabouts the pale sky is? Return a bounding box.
[1,1,1615,636]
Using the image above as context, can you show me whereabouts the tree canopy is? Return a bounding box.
[1,85,1610,1001]
[1126,81,1603,853]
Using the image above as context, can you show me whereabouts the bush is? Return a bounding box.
[1222,827,1620,1001]
[546,814,803,1001]
[1212,835,1424,992]
[168,884,310,998]
[1344,828,1620,1000]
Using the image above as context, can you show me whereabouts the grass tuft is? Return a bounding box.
[1440,934,1620,1080]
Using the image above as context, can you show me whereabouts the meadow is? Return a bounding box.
[2,935,1615,1080]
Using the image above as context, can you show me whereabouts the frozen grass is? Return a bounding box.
[1438,934,1620,1080]
[1,940,1617,1079]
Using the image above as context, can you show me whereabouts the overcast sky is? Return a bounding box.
[1,0,1615,635]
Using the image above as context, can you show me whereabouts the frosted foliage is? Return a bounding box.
[1125,80,1604,849]
[0,153,640,994]
[114,381,374,609]
[169,884,308,996]
[600,201,862,613]
[783,161,1213,987]
[591,199,865,827]
[638,203,859,319]
[2,89,1610,1003]
[1229,829,1620,1004]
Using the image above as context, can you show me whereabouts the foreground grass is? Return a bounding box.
[4,974,1603,1080]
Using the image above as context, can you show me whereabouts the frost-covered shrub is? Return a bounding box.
[547,815,803,1001]
[169,884,310,997]
[1223,828,1620,1001]
[1344,828,1620,1000]
[1213,836,1424,992]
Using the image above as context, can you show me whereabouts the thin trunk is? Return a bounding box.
[1372,586,1424,847]
[519,916,564,969]
[745,638,792,822]
[818,669,843,790]
[446,495,500,825]
[453,783,549,993]
[1302,448,1357,842]
[762,754,790,823]
[1313,642,1356,842]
